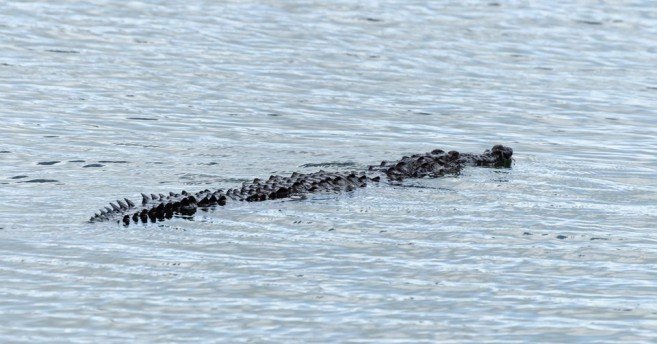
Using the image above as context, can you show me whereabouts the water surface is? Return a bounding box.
[1,1,656,342]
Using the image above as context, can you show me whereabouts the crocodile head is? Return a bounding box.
[489,144,514,167]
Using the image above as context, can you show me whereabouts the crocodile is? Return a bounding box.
[90,145,513,226]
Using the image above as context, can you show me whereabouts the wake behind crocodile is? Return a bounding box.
[90,145,514,226]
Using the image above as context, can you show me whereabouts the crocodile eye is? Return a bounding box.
[447,151,460,160]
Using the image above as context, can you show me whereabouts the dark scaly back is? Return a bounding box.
[369,144,513,181]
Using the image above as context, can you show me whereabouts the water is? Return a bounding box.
[1,1,656,342]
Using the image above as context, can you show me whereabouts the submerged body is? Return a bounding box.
[90,145,513,226]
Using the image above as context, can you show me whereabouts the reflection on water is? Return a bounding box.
[1,0,656,341]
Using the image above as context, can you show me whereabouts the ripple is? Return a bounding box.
[299,161,356,168]
[21,179,59,183]
[45,49,79,54]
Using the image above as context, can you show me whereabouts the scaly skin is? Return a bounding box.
[89,145,513,226]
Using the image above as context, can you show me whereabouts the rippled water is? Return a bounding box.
[2,1,657,342]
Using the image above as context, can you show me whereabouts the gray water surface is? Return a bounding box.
[1,1,657,342]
